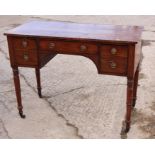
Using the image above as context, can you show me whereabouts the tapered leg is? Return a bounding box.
[12,67,25,118]
[35,68,42,98]
[132,66,140,107]
[124,79,134,133]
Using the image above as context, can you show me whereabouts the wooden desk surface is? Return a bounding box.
[4,21,143,43]
[4,21,143,133]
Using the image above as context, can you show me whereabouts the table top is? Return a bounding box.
[4,21,143,43]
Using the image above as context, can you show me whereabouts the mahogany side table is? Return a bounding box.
[4,21,143,133]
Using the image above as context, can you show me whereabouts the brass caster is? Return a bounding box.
[38,93,42,98]
[120,121,130,135]
[19,112,26,118]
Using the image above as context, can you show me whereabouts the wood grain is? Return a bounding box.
[4,21,143,43]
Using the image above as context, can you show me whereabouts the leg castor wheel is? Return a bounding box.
[19,112,26,118]
[38,92,42,98]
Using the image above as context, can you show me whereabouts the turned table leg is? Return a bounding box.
[12,67,25,118]
[35,68,42,98]
[132,65,140,108]
[124,79,134,133]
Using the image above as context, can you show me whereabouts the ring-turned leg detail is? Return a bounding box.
[12,67,26,118]
[132,65,140,108]
[123,79,134,133]
[35,68,42,98]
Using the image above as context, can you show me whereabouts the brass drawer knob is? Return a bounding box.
[49,42,55,49]
[110,61,117,69]
[111,48,117,55]
[22,40,28,48]
[23,54,29,61]
[80,45,87,51]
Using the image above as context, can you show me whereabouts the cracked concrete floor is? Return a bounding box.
[1,16,155,138]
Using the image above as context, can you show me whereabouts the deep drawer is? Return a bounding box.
[100,57,127,75]
[100,45,128,58]
[14,50,38,66]
[13,37,37,50]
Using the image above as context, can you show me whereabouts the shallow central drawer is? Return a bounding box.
[39,39,98,54]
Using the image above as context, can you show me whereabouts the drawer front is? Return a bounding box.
[39,40,98,54]
[13,37,37,50]
[14,50,38,66]
[100,45,128,58]
[100,57,127,75]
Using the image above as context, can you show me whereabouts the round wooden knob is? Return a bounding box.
[49,42,55,49]
[111,48,117,55]
[80,45,87,51]
[22,40,28,48]
[110,61,117,69]
[23,54,29,61]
